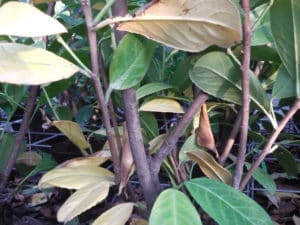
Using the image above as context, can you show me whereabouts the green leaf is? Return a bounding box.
[140,112,158,142]
[270,0,300,96]
[109,34,154,90]
[185,178,274,225]
[149,189,202,225]
[136,83,173,100]
[189,51,271,117]
[273,147,298,178]
[272,65,296,99]
[179,133,203,162]
[245,163,276,194]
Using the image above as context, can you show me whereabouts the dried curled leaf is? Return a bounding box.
[0,1,66,37]
[196,104,218,157]
[187,150,232,184]
[115,0,242,52]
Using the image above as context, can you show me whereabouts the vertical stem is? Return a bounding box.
[233,0,252,189]
[111,0,160,211]
[240,98,300,190]
[0,86,39,190]
[81,0,120,183]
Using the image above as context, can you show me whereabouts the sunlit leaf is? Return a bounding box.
[0,1,66,37]
[16,152,41,167]
[53,120,91,151]
[187,150,232,184]
[57,182,110,222]
[185,178,274,225]
[57,155,109,168]
[149,189,202,225]
[140,98,184,113]
[270,0,300,96]
[92,203,134,225]
[0,43,80,85]
[110,0,242,52]
[38,166,115,189]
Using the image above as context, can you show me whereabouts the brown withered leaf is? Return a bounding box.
[111,0,242,52]
[187,150,232,184]
[118,123,134,194]
[196,103,219,157]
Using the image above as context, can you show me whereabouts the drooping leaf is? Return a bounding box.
[92,203,134,225]
[185,178,274,225]
[52,120,91,151]
[245,163,276,195]
[149,189,202,225]
[0,43,80,85]
[0,1,66,37]
[140,98,184,113]
[179,134,203,162]
[189,51,271,117]
[270,0,300,96]
[186,150,232,185]
[196,104,218,156]
[136,83,173,100]
[38,166,115,189]
[57,182,110,222]
[272,65,297,99]
[109,34,154,91]
[119,123,134,194]
[112,0,242,52]
[149,133,167,154]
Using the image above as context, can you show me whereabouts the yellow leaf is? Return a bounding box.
[130,218,148,225]
[57,182,110,222]
[57,155,109,168]
[92,203,134,225]
[0,43,79,85]
[140,98,184,113]
[53,120,90,151]
[33,0,57,5]
[16,152,41,166]
[114,0,241,52]
[149,133,167,154]
[0,1,66,37]
[186,150,232,184]
[38,166,115,189]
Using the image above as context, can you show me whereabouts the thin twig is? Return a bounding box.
[240,98,300,190]
[151,92,208,175]
[232,0,252,189]
[81,0,120,182]
[0,86,39,190]
[219,111,242,165]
